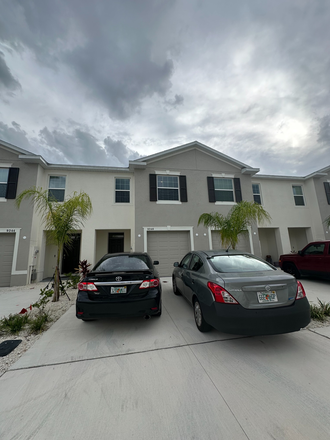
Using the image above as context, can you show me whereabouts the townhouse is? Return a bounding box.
[1,139,329,286]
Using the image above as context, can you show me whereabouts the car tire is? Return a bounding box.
[82,318,95,322]
[172,276,181,296]
[194,299,212,332]
[283,263,300,279]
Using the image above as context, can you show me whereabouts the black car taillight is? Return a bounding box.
[295,281,306,300]
[207,282,239,304]
[139,279,160,289]
[78,282,98,292]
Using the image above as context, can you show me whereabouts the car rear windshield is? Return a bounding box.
[93,255,152,272]
[209,254,275,273]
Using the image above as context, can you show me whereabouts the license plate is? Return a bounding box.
[110,286,127,294]
[257,291,278,303]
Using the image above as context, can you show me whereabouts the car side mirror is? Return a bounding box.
[173,262,179,267]
[153,261,159,265]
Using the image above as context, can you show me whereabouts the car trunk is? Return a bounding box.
[220,271,297,309]
[86,270,154,300]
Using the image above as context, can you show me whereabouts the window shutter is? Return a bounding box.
[207,177,215,202]
[324,182,330,205]
[5,168,19,199]
[149,174,157,201]
[234,178,242,203]
[179,175,188,202]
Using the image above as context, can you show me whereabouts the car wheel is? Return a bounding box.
[283,263,300,279]
[194,299,212,332]
[172,276,181,296]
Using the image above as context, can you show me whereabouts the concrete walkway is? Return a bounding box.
[0,277,330,439]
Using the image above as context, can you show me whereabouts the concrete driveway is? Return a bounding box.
[1,277,330,439]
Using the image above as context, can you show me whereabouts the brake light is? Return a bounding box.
[295,281,306,300]
[139,279,160,289]
[207,282,239,304]
[78,282,98,292]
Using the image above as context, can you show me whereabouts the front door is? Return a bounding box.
[108,233,124,253]
[62,233,81,274]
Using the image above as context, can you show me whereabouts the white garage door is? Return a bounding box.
[211,231,251,253]
[147,231,191,276]
[0,233,15,287]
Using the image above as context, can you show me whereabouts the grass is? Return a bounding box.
[0,314,30,334]
[28,312,51,333]
[310,299,330,322]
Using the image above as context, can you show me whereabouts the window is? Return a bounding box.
[180,253,192,269]
[157,175,179,201]
[0,167,19,199]
[0,168,9,198]
[292,185,305,206]
[48,176,66,202]
[303,243,325,255]
[207,177,242,203]
[149,174,188,202]
[115,178,130,203]
[252,183,262,204]
[324,182,330,205]
[189,254,204,272]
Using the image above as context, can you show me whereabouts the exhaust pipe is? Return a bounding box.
[144,315,151,320]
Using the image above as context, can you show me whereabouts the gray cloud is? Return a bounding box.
[0,51,21,93]
[104,137,141,164]
[317,115,330,145]
[0,121,32,150]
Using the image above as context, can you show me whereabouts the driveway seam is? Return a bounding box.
[8,335,249,374]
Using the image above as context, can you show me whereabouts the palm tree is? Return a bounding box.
[325,215,330,228]
[16,188,92,301]
[198,201,271,249]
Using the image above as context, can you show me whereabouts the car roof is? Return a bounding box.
[101,252,151,258]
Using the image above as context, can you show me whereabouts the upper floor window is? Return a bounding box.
[48,176,66,202]
[149,174,187,203]
[207,176,242,203]
[292,185,305,206]
[115,178,130,203]
[157,175,179,201]
[0,167,19,199]
[252,183,262,204]
[324,182,330,205]
[0,168,9,198]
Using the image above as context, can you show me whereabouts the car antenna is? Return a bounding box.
[225,245,231,253]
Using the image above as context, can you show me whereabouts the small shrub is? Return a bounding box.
[76,260,92,280]
[33,287,53,310]
[64,273,80,289]
[0,314,30,334]
[310,299,330,321]
[28,312,50,333]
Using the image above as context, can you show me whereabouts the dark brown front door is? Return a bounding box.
[108,233,124,253]
[62,233,81,274]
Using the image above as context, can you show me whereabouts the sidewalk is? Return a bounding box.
[0,282,48,319]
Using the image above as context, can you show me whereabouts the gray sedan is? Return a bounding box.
[172,250,311,335]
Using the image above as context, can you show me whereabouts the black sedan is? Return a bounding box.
[76,252,162,321]
[172,250,310,335]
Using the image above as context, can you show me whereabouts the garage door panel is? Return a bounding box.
[0,234,15,287]
[148,231,190,276]
[211,231,251,253]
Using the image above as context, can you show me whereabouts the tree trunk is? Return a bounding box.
[52,247,61,302]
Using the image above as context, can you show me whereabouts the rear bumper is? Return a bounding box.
[203,297,311,336]
[76,290,161,319]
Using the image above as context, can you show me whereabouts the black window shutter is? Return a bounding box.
[149,174,157,201]
[5,168,20,199]
[207,177,215,202]
[234,178,242,203]
[179,175,188,202]
[324,182,330,205]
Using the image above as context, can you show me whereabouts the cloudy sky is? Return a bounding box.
[1,0,330,175]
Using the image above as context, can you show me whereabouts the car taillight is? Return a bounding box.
[207,282,239,304]
[78,282,98,292]
[295,281,306,300]
[139,279,160,289]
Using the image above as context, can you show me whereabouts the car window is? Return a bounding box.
[93,255,152,272]
[189,254,204,272]
[209,254,275,273]
[180,253,192,269]
[304,244,325,255]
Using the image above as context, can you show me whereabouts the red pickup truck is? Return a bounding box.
[279,241,330,280]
